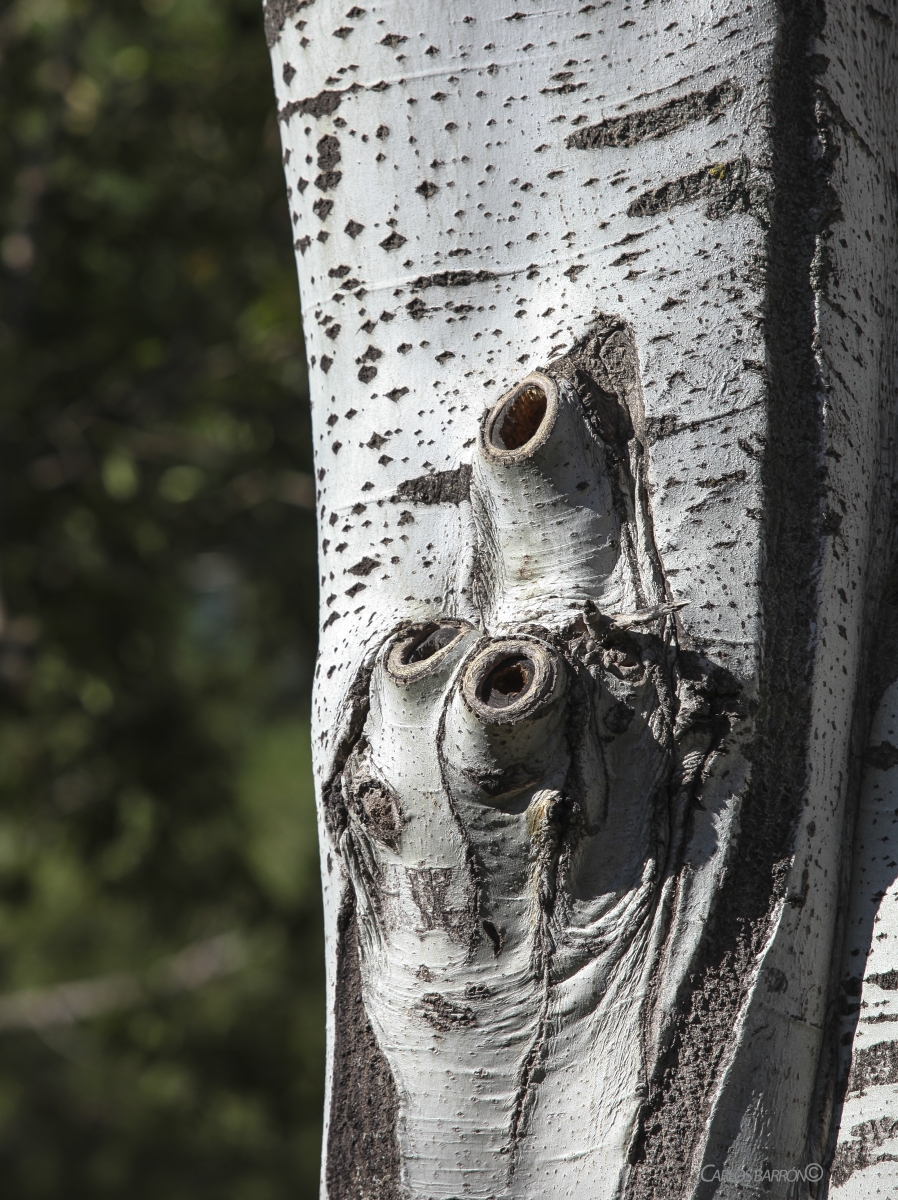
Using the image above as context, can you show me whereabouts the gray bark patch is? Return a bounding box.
[327,900,401,1200]
[566,80,741,150]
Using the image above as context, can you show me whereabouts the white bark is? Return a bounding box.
[264,1,898,1197]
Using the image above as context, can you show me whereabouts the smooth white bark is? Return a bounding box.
[265,2,898,1196]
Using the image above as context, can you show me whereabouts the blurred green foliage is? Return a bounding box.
[0,0,323,1194]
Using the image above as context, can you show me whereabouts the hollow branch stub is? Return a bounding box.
[386,620,473,685]
[461,639,561,726]
[480,372,559,465]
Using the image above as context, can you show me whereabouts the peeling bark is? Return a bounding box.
[265,2,898,1196]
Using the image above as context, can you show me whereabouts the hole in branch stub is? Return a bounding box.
[498,385,547,450]
[480,655,535,709]
[406,623,462,664]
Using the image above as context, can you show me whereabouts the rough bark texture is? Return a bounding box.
[265,1,898,1196]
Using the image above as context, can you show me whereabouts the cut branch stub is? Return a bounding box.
[472,372,632,627]
[480,372,558,464]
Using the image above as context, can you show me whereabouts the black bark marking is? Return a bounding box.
[406,867,471,941]
[263,0,314,48]
[415,180,439,198]
[420,992,476,1031]
[345,219,364,238]
[627,157,763,221]
[379,231,407,251]
[831,1116,898,1188]
[279,90,343,122]
[848,1039,898,1092]
[313,198,334,220]
[412,268,498,290]
[327,898,402,1200]
[348,556,379,576]
[567,80,741,150]
[393,464,472,505]
[866,740,898,770]
[317,134,341,168]
[869,968,898,989]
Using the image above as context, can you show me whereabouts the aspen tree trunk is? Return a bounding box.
[263,2,898,1196]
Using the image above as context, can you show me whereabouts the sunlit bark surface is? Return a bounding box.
[265,1,898,1196]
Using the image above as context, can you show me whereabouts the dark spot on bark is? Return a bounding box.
[848,1039,898,1092]
[412,268,497,290]
[366,431,387,448]
[542,81,585,95]
[407,867,465,936]
[348,557,378,576]
[375,124,389,139]
[358,365,377,383]
[379,231,407,251]
[317,134,341,169]
[328,264,351,277]
[393,464,472,505]
[320,355,333,374]
[463,763,538,797]
[435,350,455,364]
[315,170,342,191]
[358,346,383,365]
[481,919,502,954]
[603,700,635,734]
[405,298,428,320]
[386,387,409,401]
[379,32,407,47]
[326,324,341,340]
[333,25,352,37]
[627,156,762,221]
[866,740,898,770]
[282,62,296,84]
[279,90,343,122]
[313,198,334,220]
[415,180,439,198]
[869,969,898,989]
[345,219,365,237]
[327,898,401,1200]
[831,1116,898,1188]
[263,0,314,48]
[346,5,366,16]
[294,236,311,254]
[763,966,788,993]
[568,81,741,150]
[420,993,476,1031]
[564,263,587,281]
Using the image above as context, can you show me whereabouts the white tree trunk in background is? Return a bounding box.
[264,2,898,1196]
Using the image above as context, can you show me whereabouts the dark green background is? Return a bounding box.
[0,0,323,1194]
